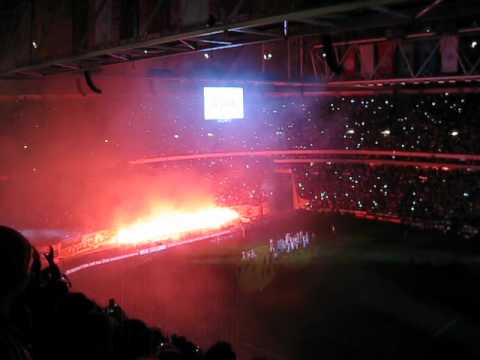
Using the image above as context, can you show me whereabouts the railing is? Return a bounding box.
[130,149,480,169]
[63,228,237,276]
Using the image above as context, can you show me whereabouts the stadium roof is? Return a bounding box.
[1,0,478,78]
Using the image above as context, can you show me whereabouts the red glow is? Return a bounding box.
[113,206,240,245]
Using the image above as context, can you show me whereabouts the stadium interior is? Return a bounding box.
[1,1,480,359]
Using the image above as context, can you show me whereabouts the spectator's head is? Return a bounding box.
[205,341,236,360]
[120,319,157,360]
[0,226,32,306]
[108,298,115,306]
[57,291,101,317]
[151,327,167,347]
[157,342,182,360]
[170,334,202,360]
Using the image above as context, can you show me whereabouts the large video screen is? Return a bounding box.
[203,87,244,121]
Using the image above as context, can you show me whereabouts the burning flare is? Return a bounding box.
[113,207,239,245]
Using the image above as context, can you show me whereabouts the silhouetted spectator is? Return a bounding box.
[117,319,157,360]
[42,246,61,282]
[106,297,127,323]
[205,341,236,360]
[0,226,33,360]
[171,334,202,360]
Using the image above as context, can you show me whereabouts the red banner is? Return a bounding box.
[440,35,459,73]
[359,44,374,78]
[343,47,357,77]
[377,41,396,76]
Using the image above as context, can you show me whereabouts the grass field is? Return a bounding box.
[69,212,480,359]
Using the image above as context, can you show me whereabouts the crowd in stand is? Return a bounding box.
[126,92,480,234]
[152,159,274,208]
[147,93,478,155]
[3,92,479,231]
[3,91,480,358]
[151,153,480,236]
[288,94,476,154]
[295,163,480,236]
[0,226,237,360]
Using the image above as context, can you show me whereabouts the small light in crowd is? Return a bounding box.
[463,192,470,197]
[144,49,148,54]
[32,41,38,49]
[322,52,327,58]
[263,52,273,60]
[207,132,214,137]
[346,129,355,134]
[23,144,29,149]
[381,129,391,136]
[204,53,210,59]
[104,139,109,143]
[471,40,478,49]
[450,130,459,137]
[173,134,179,139]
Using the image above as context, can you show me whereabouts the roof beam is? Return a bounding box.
[15,71,43,78]
[192,39,233,45]
[0,0,419,77]
[229,28,280,38]
[415,0,445,19]
[290,18,335,27]
[370,5,411,19]
[141,0,167,36]
[179,40,196,50]
[109,54,129,61]
[53,63,79,70]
